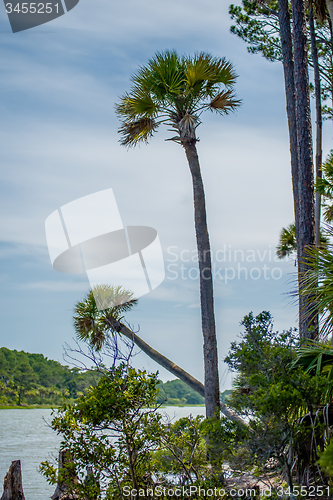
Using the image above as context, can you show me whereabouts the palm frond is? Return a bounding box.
[293,342,333,400]
[135,50,186,100]
[208,89,241,115]
[276,223,328,260]
[116,91,157,118]
[92,284,137,312]
[324,204,333,223]
[118,117,159,147]
[298,237,333,338]
[276,223,296,259]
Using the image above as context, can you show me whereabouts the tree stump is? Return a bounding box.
[51,450,78,500]
[0,460,25,500]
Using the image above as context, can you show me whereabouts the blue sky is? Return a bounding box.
[0,0,331,389]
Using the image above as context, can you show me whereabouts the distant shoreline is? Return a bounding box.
[0,403,206,410]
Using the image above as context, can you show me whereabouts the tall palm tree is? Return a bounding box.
[115,51,240,418]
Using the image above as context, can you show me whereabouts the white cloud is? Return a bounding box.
[20,280,89,292]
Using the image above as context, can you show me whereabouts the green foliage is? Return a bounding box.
[296,232,333,339]
[0,347,100,406]
[229,1,333,118]
[293,341,333,400]
[316,150,333,222]
[0,345,205,408]
[116,50,240,147]
[224,312,328,484]
[153,415,208,483]
[276,223,297,259]
[276,222,328,260]
[157,379,204,405]
[41,364,163,499]
[229,1,281,62]
[318,441,333,476]
[41,365,225,499]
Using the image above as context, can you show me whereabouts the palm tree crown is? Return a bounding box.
[116,50,240,146]
[74,285,137,351]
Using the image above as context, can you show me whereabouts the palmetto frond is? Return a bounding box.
[298,236,333,339]
[276,223,297,259]
[118,117,159,147]
[116,50,240,146]
[293,342,333,400]
[316,150,333,199]
[208,89,242,115]
[276,223,328,260]
[73,286,137,351]
[184,53,238,95]
[316,150,333,222]
[116,91,157,118]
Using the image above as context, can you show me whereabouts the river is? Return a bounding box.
[0,406,205,500]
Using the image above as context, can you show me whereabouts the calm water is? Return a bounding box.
[0,406,205,500]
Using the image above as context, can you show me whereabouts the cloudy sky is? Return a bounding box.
[0,0,331,390]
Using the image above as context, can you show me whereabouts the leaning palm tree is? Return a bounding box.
[73,286,247,425]
[115,50,240,418]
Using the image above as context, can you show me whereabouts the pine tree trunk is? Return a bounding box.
[182,139,220,419]
[1,460,25,500]
[290,0,317,339]
[308,3,322,247]
[278,0,299,232]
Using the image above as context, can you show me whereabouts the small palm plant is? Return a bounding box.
[296,227,333,340]
[276,223,328,261]
[316,150,333,223]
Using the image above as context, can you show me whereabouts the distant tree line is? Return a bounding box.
[0,347,100,406]
[0,347,225,407]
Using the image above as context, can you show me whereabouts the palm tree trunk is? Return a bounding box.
[309,3,323,247]
[181,139,220,419]
[278,0,299,232]
[290,0,317,339]
[108,317,205,395]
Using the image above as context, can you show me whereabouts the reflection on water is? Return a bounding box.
[0,406,205,500]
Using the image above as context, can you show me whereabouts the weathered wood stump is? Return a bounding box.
[51,450,78,500]
[0,460,25,500]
